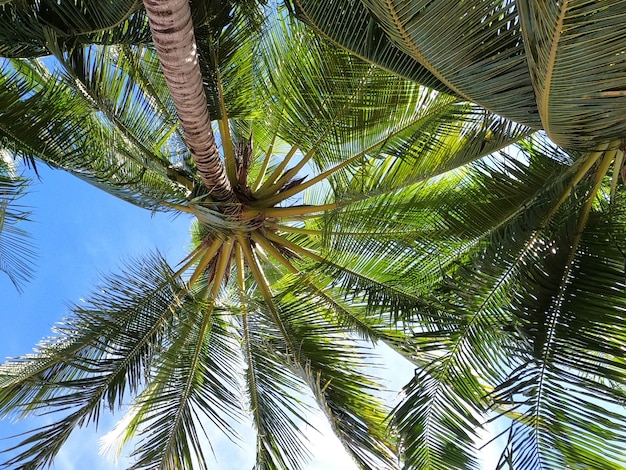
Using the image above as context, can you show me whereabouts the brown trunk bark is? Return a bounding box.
[142,0,236,204]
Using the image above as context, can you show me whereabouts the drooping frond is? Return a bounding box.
[0,0,265,60]
[0,169,33,291]
[0,57,190,211]
[271,287,399,469]
[517,1,626,149]
[487,187,626,470]
[289,0,541,129]
[284,0,455,96]
[0,253,195,467]
[0,0,149,58]
[236,295,314,470]
[387,139,626,469]
[115,302,244,470]
[292,0,626,151]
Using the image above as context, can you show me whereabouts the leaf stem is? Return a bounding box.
[254,144,300,196]
[187,237,224,288]
[237,234,299,360]
[212,46,237,186]
[250,232,297,274]
[261,153,364,207]
[264,231,324,263]
[250,203,338,219]
[251,136,277,192]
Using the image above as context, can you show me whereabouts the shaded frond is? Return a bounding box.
[0,171,33,291]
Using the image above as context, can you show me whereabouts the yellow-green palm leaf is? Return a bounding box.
[517,0,626,148]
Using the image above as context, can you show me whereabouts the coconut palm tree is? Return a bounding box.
[0,0,529,468]
[288,1,626,469]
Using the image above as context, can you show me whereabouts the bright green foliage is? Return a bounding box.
[289,1,626,469]
[0,1,532,469]
[3,1,625,469]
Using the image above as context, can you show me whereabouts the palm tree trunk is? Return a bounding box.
[142,0,236,204]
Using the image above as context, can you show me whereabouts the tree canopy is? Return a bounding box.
[0,1,625,470]
[289,1,626,468]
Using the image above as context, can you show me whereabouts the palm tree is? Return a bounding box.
[0,0,529,468]
[288,1,626,469]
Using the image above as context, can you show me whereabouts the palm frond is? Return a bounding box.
[292,0,626,152]
[271,286,399,469]
[384,138,626,469]
[0,0,149,58]
[255,12,471,171]
[517,1,626,149]
[0,253,192,467]
[118,302,244,470]
[0,170,33,291]
[240,300,314,470]
[393,368,486,470]
[488,189,626,470]
[285,0,455,95]
[0,56,191,210]
[290,0,541,129]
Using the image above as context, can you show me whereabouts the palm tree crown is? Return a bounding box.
[2,1,626,469]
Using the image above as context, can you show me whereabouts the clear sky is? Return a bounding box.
[0,164,502,469]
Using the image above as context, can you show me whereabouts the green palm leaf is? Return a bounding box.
[234,290,315,470]
[0,57,189,210]
[286,0,454,96]
[0,0,148,58]
[289,0,541,129]
[272,289,397,469]
[384,139,626,469]
[488,190,626,470]
[0,253,194,467]
[118,303,244,470]
[293,0,626,153]
[0,169,33,292]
